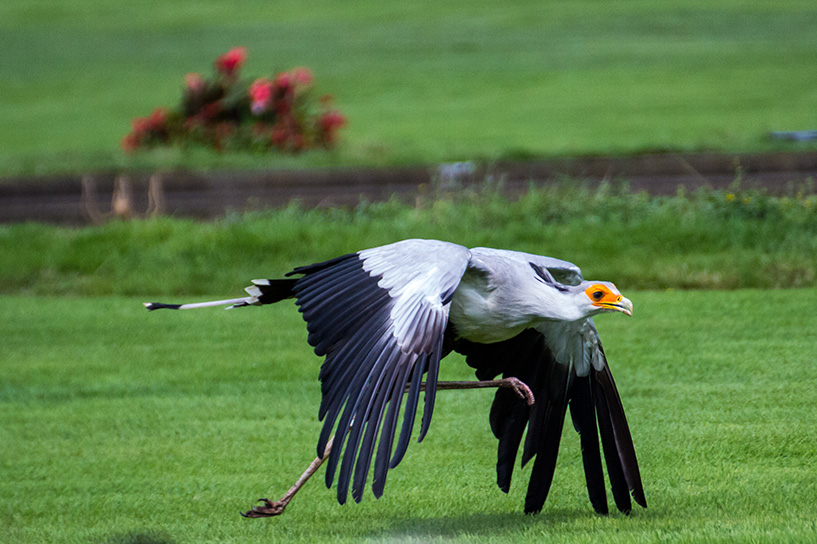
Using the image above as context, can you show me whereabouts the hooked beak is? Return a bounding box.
[595,296,633,317]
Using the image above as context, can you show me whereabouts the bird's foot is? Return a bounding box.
[504,377,536,406]
[241,498,288,518]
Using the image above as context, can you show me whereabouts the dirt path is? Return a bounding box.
[2,151,816,225]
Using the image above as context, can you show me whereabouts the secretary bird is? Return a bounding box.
[145,239,646,517]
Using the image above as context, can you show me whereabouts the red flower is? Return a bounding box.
[121,132,142,152]
[214,47,247,76]
[319,110,346,131]
[131,116,151,133]
[123,48,344,155]
[249,78,274,114]
[273,73,294,115]
[273,71,292,92]
[184,72,205,94]
[249,79,273,103]
[147,107,168,130]
[185,101,222,131]
[130,107,168,135]
[318,110,346,147]
[289,67,313,88]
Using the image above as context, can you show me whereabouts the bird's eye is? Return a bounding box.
[592,290,604,301]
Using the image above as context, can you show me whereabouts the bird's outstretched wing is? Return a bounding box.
[457,322,645,514]
[284,239,470,503]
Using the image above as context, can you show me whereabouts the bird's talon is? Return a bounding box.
[241,497,288,518]
[505,377,535,406]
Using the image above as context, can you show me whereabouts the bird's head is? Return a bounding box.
[527,262,632,321]
[574,281,633,317]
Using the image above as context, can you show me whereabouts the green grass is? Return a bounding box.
[2,290,816,543]
[2,182,816,541]
[2,0,817,175]
[2,182,817,296]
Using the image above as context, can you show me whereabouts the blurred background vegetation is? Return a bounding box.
[3,183,816,295]
[1,0,816,175]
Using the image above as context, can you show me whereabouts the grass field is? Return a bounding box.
[1,290,816,543]
[4,3,817,542]
[2,0,817,174]
[2,171,816,541]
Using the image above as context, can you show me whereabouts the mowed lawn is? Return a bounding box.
[1,290,815,543]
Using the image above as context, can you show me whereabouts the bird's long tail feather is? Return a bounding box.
[143,278,297,311]
[144,298,253,311]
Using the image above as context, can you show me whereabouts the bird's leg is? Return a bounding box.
[241,436,334,518]
[241,378,534,519]
[428,377,536,406]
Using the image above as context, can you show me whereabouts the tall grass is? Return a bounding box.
[2,181,817,296]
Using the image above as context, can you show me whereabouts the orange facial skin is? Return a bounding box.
[584,284,633,316]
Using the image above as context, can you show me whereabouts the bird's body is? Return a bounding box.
[146,239,645,515]
[451,247,588,341]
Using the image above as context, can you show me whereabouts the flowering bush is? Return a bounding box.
[122,47,346,154]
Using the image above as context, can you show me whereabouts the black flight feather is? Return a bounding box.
[287,251,451,504]
[390,361,424,468]
[287,252,358,277]
[592,362,647,509]
[372,363,412,497]
[455,326,645,516]
[489,388,529,492]
[523,359,571,514]
[347,347,401,501]
[569,375,608,514]
[591,374,632,513]
[352,361,401,502]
